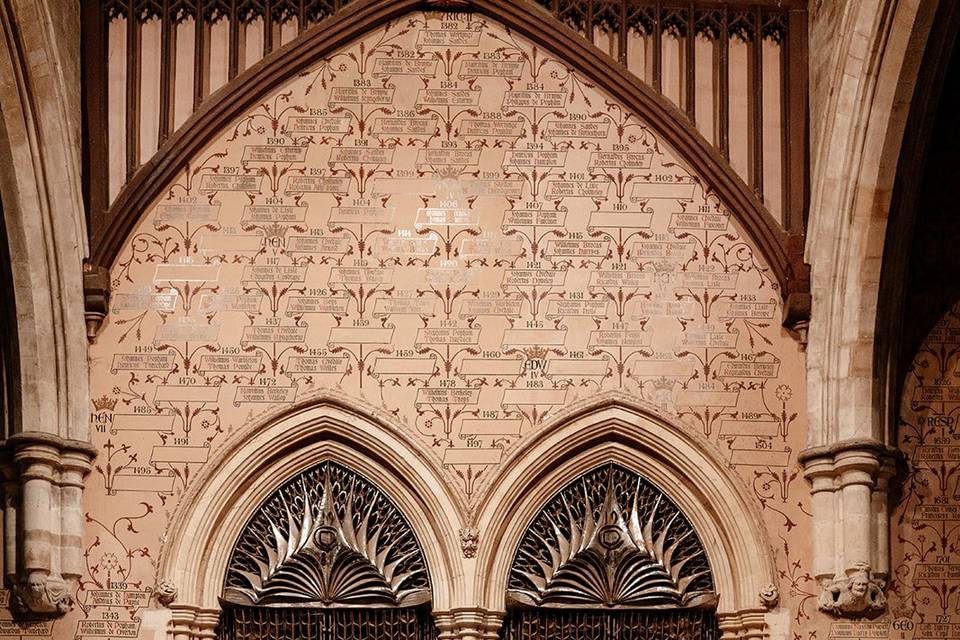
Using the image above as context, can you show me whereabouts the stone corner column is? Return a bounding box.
[798,438,898,619]
[2,431,96,617]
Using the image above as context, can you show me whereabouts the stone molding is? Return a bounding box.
[156,396,779,621]
[805,0,936,448]
[164,605,777,640]
[156,400,463,612]
[799,438,900,618]
[716,610,769,640]
[0,432,97,616]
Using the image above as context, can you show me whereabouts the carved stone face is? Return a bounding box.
[26,573,45,596]
[849,575,869,598]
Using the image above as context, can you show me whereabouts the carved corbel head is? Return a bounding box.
[12,573,73,616]
[818,563,886,618]
[155,580,178,607]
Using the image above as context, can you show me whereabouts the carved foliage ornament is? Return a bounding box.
[508,464,716,609]
[223,461,430,608]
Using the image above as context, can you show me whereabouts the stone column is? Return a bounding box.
[2,432,96,616]
[59,450,89,585]
[873,458,898,581]
[2,461,19,586]
[13,442,62,614]
[835,448,880,572]
[804,457,837,583]
[799,439,899,618]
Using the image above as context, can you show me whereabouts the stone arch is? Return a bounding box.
[801,0,945,610]
[473,393,776,632]
[156,397,464,619]
[805,0,940,449]
[0,0,89,442]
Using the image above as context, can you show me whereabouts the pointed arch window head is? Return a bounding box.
[508,463,716,610]
[223,461,431,608]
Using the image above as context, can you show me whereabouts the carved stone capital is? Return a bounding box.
[817,563,886,618]
[433,608,504,640]
[716,609,768,640]
[1,432,97,617]
[12,573,73,616]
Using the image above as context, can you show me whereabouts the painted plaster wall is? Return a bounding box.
[5,10,835,640]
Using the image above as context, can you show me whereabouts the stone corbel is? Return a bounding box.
[781,233,811,349]
[435,608,504,640]
[1,432,97,616]
[83,262,110,342]
[799,439,900,618]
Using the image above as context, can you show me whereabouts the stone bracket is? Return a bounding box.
[83,262,110,342]
[799,438,903,619]
[782,233,811,349]
[1,432,97,616]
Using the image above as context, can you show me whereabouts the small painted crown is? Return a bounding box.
[92,395,118,411]
[523,345,549,361]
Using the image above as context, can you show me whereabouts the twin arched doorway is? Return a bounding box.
[156,397,775,640]
[216,459,719,639]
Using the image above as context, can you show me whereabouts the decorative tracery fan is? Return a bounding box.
[507,463,717,609]
[222,461,431,607]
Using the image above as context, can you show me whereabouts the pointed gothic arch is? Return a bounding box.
[156,396,463,631]
[472,393,777,636]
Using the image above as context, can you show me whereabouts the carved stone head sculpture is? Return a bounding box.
[818,563,886,618]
